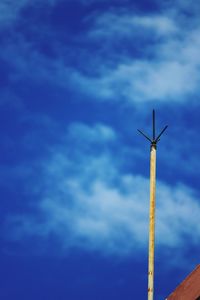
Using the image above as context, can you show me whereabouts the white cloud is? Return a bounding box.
[6,122,200,259]
[71,57,199,102]
[67,122,117,143]
[2,2,200,105]
[60,3,198,104]
[6,32,199,104]
[72,13,200,103]
[132,15,177,35]
[89,13,177,39]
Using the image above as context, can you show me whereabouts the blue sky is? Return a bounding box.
[1,0,200,299]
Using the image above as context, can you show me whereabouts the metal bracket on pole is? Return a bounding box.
[137,109,168,148]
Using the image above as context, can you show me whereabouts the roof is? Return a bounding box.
[166,264,200,300]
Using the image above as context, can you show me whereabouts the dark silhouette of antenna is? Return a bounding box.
[138,110,168,147]
[138,110,168,300]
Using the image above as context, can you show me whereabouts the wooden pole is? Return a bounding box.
[137,110,167,300]
[148,143,156,300]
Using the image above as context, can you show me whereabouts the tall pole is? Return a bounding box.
[138,110,167,300]
[148,142,156,300]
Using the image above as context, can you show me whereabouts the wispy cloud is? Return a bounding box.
[71,9,200,103]
[72,56,199,102]
[1,0,200,263]
[2,1,200,106]
[5,122,200,260]
[89,13,177,39]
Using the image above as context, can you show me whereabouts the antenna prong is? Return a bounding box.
[137,129,152,142]
[155,125,168,142]
[153,109,155,141]
[138,110,167,145]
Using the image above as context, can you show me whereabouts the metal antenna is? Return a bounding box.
[138,110,167,300]
[153,109,155,141]
[137,109,168,147]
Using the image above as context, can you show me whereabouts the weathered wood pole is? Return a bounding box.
[137,110,167,300]
[148,141,156,300]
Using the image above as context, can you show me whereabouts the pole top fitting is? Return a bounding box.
[138,110,168,147]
